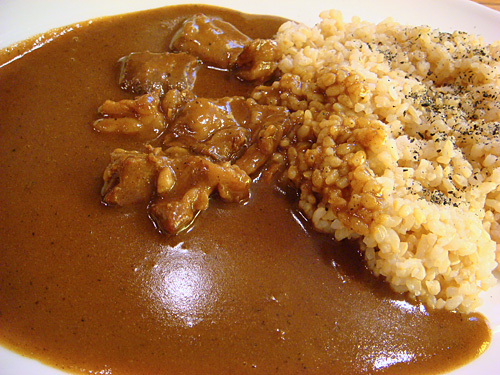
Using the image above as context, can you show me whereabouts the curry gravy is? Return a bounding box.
[0,4,492,375]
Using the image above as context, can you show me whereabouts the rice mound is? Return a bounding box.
[272,10,500,312]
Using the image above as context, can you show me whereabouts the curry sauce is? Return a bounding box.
[0,4,492,375]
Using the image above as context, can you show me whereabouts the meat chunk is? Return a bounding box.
[162,94,292,169]
[101,149,160,206]
[93,91,166,140]
[236,39,280,82]
[151,151,251,233]
[118,51,200,94]
[169,14,282,81]
[163,92,291,169]
[163,96,252,161]
[100,146,251,234]
[170,14,251,69]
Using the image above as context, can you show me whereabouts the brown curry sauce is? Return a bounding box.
[0,4,491,375]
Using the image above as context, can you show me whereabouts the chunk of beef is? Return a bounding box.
[151,151,251,233]
[169,14,282,81]
[162,94,292,173]
[170,14,251,69]
[93,91,166,140]
[101,146,251,234]
[101,149,161,206]
[163,96,252,161]
[118,51,200,94]
[236,39,280,82]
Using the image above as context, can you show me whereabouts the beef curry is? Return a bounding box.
[0,4,492,375]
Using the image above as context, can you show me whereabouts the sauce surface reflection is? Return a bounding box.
[146,242,218,327]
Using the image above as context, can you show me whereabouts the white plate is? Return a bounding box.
[0,0,499,374]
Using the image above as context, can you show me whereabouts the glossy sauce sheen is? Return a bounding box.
[0,5,491,375]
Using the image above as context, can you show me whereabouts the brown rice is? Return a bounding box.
[266,10,500,312]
